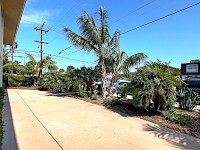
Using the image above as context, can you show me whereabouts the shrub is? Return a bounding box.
[165,109,191,125]
[79,83,88,98]
[102,98,119,106]
[176,88,200,111]
[8,75,35,87]
[0,88,4,147]
[39,72,82,92]
[121,61,179,112]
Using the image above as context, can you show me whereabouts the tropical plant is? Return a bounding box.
[102,98,119,106]
[8,76,34,87]
[42,55,58,72]
[89,84,98,100]
[165,109,191,125]
[26,54,39,76]
[121,61,179,112]
[79,83,88,98]
[66,65,75,72]
[64,7,117,97]
[104,30,147,95]
[4,61,26,75]
[39,71,82,92]
[176,88,200,111]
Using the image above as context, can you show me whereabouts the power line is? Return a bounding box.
[121,2,200,35]
[49,54,95,64]
[111,0,157,25]
[63,49,82,56]
[11,49,95,64]
[43,0,85,40]
[57,45,73,54]
[114,0,174,29]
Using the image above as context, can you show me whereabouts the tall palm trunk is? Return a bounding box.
[108,72,116,96]
[100,60,107,98]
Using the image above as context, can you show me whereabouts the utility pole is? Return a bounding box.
[34,22,49,78]
[11,42,17,74]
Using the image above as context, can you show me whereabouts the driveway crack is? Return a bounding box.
[16,91,64,150]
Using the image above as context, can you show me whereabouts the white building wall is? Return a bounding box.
[0,0,4,87]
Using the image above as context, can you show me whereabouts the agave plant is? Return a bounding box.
[176,88,200,111]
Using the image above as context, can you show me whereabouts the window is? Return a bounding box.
[186,64,198,73]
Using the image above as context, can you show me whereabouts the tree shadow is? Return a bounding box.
[143,123,200,150]
[2,90,18,150]
[106,101,162,117]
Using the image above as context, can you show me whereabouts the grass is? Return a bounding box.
[0,87,4,148]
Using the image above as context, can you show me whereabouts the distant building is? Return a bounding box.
[0,0,26,87]
[181,63,200,87]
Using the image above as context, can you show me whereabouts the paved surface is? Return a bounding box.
[2,89,200,150]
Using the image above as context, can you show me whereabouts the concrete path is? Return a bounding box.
[2,89,200,150]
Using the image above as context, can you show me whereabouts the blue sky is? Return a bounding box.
[14,0,200,70]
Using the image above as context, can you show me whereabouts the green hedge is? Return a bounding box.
[0,87,4,148]
[8,76,35,87]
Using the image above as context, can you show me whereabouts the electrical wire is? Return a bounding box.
[57,45,73,54]
[114,0,174,29]
[43,0,86,40]
[120,2,200,35]
[63,49,82,56]
[9,49,95,64]
[111,0,157,25]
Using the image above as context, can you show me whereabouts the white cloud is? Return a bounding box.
[21,10,51,25]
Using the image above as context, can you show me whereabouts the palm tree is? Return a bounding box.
[64,7,111,97]
[106,30,147,95]
[43,55,58,72]
[26,54,39,76]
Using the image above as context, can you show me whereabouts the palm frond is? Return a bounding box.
[27,53,36,63]
[98,7,110,44]
[77,12,101,46]
[123,53,147,69]
[109,30,120,54]
[64,28,97,52]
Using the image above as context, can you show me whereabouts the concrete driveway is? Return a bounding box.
[2,89,200,150]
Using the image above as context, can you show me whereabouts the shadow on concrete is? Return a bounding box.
[2,90,18,150]
[143,123,200,150]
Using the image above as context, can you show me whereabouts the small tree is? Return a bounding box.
[122,61,179,112]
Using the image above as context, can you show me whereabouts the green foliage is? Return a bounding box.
[39,66,101,93]
[4,61,26,75]
[121,61,178,112]
[8,75,35,87]
[40,72,81,92]
[90,85,98,100]
[165,109,179,121]
[165,109,191,125]
[79,83,88,98]
[176,88,200,111]
[190,59,200,63]
[0,88,4,147]
[79,83,98,99]
[102,98,119,106]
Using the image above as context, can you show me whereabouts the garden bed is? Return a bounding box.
[69,95,200,139]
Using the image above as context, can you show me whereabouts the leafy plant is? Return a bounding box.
[90,85,98,100]
[8,75,35,87]
[0,88,4,147]
[121,61,178,112]
[165,109,179,121]
[102,98,119,106]
[79,83,88,98]
[176,88,200,111]
[165,109,191,125]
